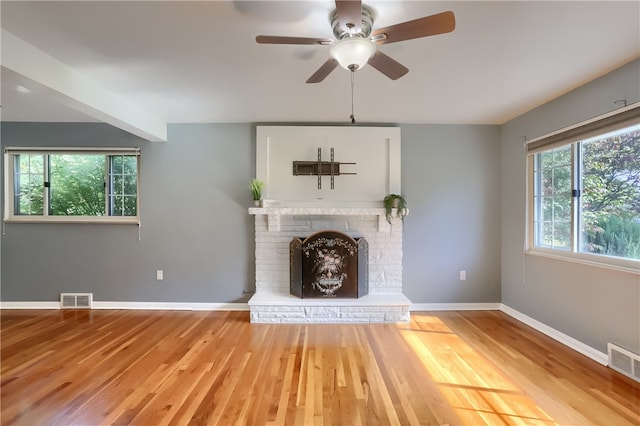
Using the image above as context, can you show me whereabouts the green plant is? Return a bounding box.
[383,194,408,224]
[248,179,264,201]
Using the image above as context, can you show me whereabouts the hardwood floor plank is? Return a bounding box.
[166,354,232,426]
[2,310,639,425]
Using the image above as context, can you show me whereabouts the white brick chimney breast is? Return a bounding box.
[248,126,410,323]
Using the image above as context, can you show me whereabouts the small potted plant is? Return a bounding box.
[248,179,264,206]
[383,194,408,224]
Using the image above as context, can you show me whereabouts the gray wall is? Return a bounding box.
[1,123,255,303]
[402,124,501,303]
[1,122,502,305]
[500,58,640,354]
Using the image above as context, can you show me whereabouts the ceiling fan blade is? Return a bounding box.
[367,50,409,80]
[372,11,455,44]
[256,35,333,45]
[306,58,339,83]
[335,0,362,33]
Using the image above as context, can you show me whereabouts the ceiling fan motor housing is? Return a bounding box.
[330,4,375,39]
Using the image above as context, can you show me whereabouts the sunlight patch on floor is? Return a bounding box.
[402,315,558,425]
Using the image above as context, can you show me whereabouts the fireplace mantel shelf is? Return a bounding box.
[248,206,387,216]
[248,206,397,232]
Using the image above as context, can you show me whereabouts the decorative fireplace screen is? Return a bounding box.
[290,230,368,298]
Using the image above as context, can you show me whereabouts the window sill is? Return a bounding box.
[3,216,140,225]
[526,248,640,275]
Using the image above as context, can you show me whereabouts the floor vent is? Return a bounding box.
[60,293,93,309]
[608,343,640,383]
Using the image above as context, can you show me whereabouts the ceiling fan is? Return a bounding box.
[256,0,455,83]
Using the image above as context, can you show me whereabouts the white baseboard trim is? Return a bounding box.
[0,301,60,309]
[411,302,502,311]
[500,304,608,366]
[1,301,499,312]
[93,301,250,311]
[1,301,250,311]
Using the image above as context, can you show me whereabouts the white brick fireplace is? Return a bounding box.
[248,207,411,323]
[248,125,410,323]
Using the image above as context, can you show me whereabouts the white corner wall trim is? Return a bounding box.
[500,304,608,365]
[411,302,502,311]
[1,301,250,311]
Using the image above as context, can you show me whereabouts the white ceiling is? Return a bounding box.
[1,0,639,130]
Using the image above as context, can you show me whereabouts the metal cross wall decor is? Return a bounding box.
[292,147,356,189]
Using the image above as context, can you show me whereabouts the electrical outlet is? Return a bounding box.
[459,270,467,280]
[156,270,164,281]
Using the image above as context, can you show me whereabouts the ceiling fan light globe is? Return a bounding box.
[330,38,375,71]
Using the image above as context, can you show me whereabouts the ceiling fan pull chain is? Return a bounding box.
[350,70,356,124]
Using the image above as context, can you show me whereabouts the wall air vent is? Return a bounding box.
[608,343,640,383]
[60,293,93,309]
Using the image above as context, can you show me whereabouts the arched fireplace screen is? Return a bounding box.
[290,230,368,298]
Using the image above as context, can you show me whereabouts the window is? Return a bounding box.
[533,145,572,250]
[4,148,140,223]
[528,105,640,269]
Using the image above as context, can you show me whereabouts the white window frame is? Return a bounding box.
[3,147,140,224]
[526,104,640,274]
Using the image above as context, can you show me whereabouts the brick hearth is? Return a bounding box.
[248,207,411,323]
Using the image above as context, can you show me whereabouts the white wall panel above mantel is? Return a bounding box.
[256,126,401,205]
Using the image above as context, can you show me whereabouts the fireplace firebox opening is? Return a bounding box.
[290,230,368,298]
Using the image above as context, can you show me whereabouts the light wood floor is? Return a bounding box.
[1,309,638,425]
